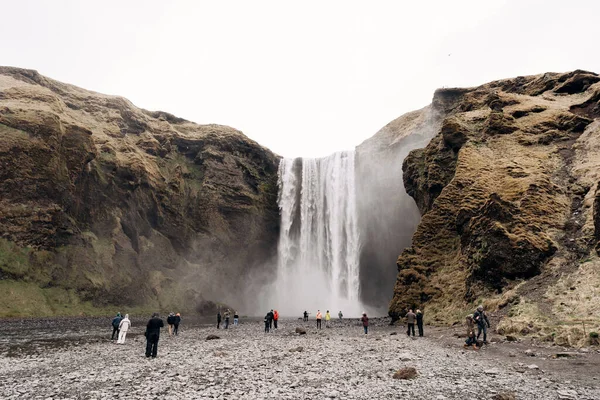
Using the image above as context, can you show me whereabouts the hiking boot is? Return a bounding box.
[472,344,479,350]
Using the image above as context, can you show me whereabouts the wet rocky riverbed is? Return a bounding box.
[0,317,599,399]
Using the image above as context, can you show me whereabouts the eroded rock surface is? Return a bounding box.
[0,67,279,314]
[390,70,600,342]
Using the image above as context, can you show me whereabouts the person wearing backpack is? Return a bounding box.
[361,312,369,334]
[111,313,122,341]
[166,313,175,336]
[117,314,131,344]
[173,313,181,336]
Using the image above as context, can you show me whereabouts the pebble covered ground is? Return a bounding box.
[0,317,598,399]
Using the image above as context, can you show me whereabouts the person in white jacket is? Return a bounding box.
[117,314,131,344]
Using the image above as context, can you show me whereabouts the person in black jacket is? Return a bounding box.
[166,312,175,336]
[473,305,491,344]
[173,313,181,336]
[267,310,274,330]
[217,311,222,329]
[416,309,424,337]
[111,313,122,340]
[145,313,164,358]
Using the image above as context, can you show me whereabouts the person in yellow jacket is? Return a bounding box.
[316,310,322,329]
[325,310,331,328]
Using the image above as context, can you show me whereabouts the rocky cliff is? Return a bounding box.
[0,67,280,316]
[390,70,600,345]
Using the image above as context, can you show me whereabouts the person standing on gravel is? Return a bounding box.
[267,309,274,330]
[117,314,131,344]
[145,313,164,358]
[173,313,181,336]
[224,309,231,329]
[111,313,122,341]
[273,310,279,330]
[361,312,369,334]
[264,312,271,333]
[338,311,343,321]
[167,312,175,336]
[406,309,416,337]
[473,305,491,344]
[234,311,239,326]
[325,310,331,328]
[217,311,222,329]
[316,310,322,329]
[416,309,424,337]
[303,311,308,322]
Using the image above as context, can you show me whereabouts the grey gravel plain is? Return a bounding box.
[0,318,598,399]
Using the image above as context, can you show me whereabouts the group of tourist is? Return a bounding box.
[110,312,131,344]
[216,309,239,329]
[464,305,491,349]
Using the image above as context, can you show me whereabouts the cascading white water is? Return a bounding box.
[272,151,363,317]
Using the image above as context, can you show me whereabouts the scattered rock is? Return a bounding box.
[295,327,307,335]
[484,368,500,375]
[527,364,539,370]
[524,349,535,357]
[506,335,518,342]
[206,335,221,341]
[390,332,397,336]
[557,389,578,399]
[289,346,304,352]
[492,392,516,400]
[392,367,418,380]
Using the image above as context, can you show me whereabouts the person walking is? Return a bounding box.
[338,311,343,321]
[273,310,279,330]
[303,311,308,322]
[406,309,416,337]
[224,309,231,329]
[145,313,164,358]
[361,312,369,334]
[416,309,424,337]
[173,313,181,336]
[111,313,122,341]
[233,311,239,326]
[316,310,322,329]
[217,311,222,329]
[167,312,175,336]
[325,310,331,328]
[473,305,491,344]
[117,314,131,344]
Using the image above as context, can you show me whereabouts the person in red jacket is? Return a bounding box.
[361,312,369,334]
[273,310,279,330]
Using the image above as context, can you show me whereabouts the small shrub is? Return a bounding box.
[590,332,599,339]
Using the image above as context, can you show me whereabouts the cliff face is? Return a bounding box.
[0,67,280,316]
[390,70,600,345]
[355,106,440,309]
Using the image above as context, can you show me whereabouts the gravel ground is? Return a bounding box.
[0,317,598,399]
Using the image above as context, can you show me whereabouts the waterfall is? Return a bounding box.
[273,151,363,316]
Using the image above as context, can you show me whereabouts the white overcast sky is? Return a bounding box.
[2,1,599,157]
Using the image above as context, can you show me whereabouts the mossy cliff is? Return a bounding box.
[0,67,279,316]
[390,70,600,345]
